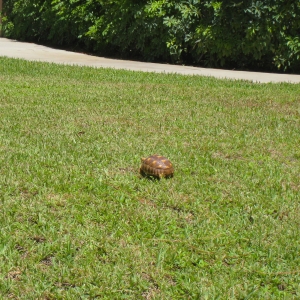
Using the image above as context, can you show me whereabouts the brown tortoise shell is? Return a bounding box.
[140,154,174,179]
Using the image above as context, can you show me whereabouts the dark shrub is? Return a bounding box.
[2,0,300,72]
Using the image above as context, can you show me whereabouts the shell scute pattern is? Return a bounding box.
[140,154,174,179]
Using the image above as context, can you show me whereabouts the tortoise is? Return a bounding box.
[140,154,174,179]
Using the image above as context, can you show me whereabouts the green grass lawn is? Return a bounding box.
[0,56,299,299]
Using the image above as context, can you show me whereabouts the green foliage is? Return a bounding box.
[2,0,300,72]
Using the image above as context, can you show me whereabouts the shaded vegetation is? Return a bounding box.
[1,0,300,72]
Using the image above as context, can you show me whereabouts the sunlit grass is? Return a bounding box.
[0,57,299,299]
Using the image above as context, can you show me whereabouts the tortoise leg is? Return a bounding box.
[140,168,149,178]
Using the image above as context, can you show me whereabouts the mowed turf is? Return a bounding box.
[0,57,299,299]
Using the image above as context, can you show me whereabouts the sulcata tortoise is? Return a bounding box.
[140,154,174,179]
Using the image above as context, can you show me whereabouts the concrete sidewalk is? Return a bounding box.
[1,37,300,83]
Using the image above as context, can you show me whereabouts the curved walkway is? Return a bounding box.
[1,37,300,83]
